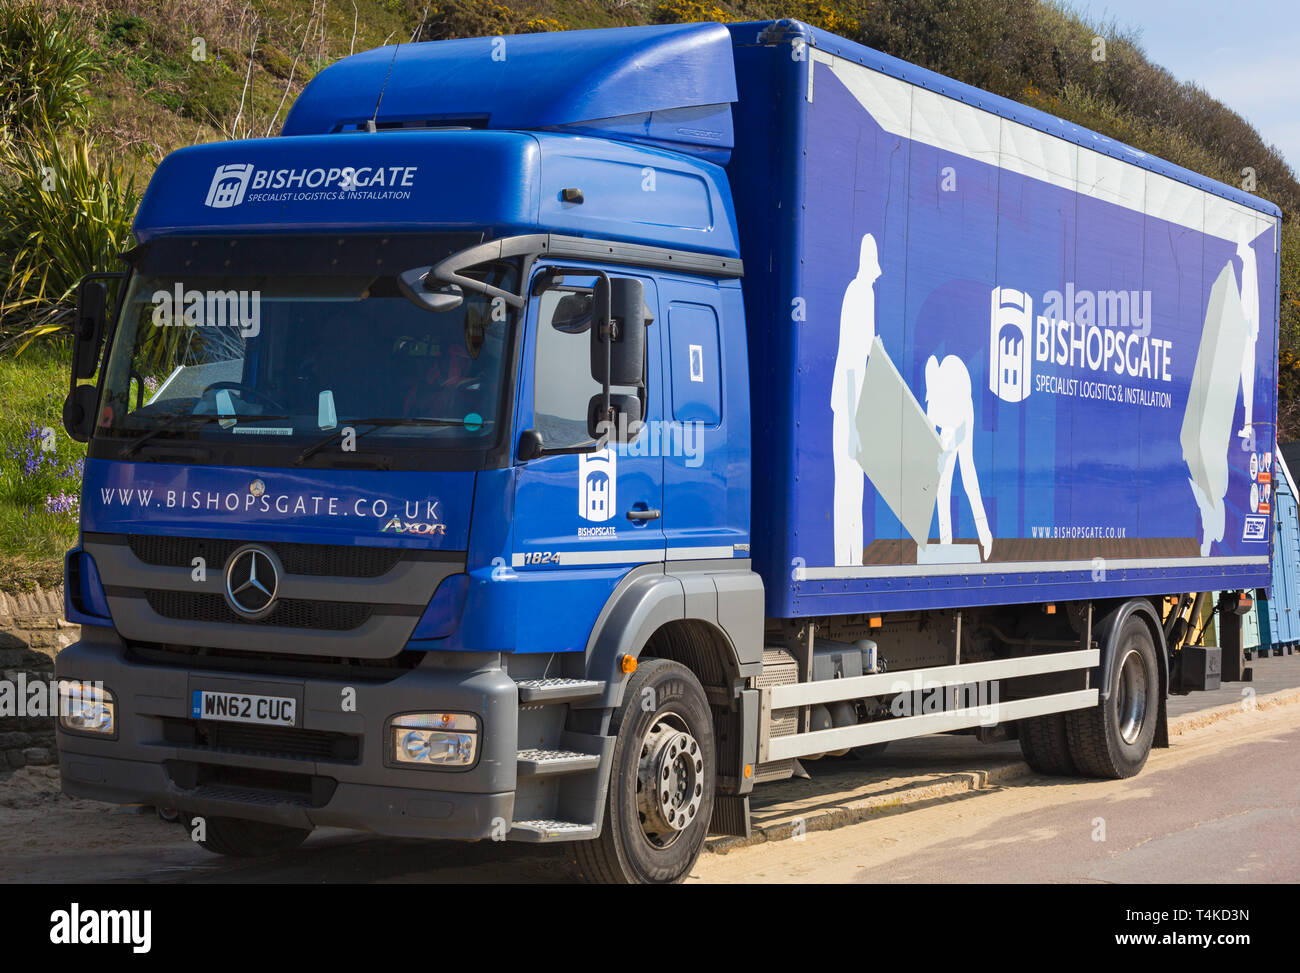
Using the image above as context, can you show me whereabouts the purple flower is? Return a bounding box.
[45,493,80,516]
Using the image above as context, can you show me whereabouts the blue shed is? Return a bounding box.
[1267,445,1300,652]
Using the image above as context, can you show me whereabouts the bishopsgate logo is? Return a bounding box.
[202,161,418,208]
[205,163,253,208]
[989,286,1033,403]
[988,282,1170,405]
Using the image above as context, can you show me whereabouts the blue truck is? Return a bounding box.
[56,20,1281,883]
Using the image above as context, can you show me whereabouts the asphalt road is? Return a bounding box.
[698,693,1300,883]
[1,654,1296,884]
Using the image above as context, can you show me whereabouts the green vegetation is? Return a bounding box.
[0,0,1296,587]
[0,134,138,353]
[0,0,101,135]
[0,345,84,590]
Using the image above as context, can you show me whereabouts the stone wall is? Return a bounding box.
[0,587,79,770]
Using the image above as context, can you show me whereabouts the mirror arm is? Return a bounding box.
[431,234,550,310]
[602,311,612,432]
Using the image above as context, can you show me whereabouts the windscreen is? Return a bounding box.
[93,235,517,468]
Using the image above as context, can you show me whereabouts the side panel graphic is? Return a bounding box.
[790,52,1278,601]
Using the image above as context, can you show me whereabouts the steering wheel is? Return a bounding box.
[201,381,289,414]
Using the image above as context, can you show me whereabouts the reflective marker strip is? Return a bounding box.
[511,546,737,568]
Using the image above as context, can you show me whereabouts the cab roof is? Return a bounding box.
[281,22,738,164]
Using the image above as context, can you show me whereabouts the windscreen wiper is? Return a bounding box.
[294,417,470,465]
[118,413,290,459]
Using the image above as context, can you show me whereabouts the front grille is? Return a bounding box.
[147,589,373,631]
[127,535,404,577]
[165,760,336,807]
[127,642,420,682]
[161,718,361,763]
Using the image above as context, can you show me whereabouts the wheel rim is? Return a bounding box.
[1115,646,1148,745]
[636,715,704,849]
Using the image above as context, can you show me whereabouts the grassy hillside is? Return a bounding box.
[13,1,1299,213]
[0,0,1296,585]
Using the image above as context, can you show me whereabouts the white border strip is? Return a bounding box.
[767,649,1099,709]
[819,53,1272,242]
[797,554,1268,581]
[763,689,1098,761]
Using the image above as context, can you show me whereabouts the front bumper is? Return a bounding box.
[56,629,518,839]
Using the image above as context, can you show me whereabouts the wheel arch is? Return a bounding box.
[583,561,762,711]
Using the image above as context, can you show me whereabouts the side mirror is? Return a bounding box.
[517,428,544,461]
[62,384,98,443]
[73,280,107,380]
[590,277,646,388]
[588,392,642,442]
[398,266,464,312]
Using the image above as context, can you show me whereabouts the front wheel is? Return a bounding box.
[1065,615,1160,778]
[573,659,715,884]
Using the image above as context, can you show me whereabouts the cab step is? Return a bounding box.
[517,747,602,777]
[509,819,597,843]
[515,677,605,705]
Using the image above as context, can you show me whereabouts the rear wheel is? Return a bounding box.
[1066,615,1160,778]
[1017,713,1076,776]
[573,659,714,884]
[183,814,311,857]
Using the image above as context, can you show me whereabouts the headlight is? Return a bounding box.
[59,681,116,735]
[391,713,479,768]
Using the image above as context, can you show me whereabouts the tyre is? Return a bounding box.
[1017,713,1075,776]
[1065,615,1160,779]
[851,742,890,760]
[573,659,714,884]
[183,814,311,857]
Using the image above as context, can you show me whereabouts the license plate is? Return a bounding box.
[191,690,297,727]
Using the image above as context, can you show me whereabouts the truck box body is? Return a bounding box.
[724,23,1282,618]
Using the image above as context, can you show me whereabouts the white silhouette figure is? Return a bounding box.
[1236,234,1259,446]
[1183,231,1264,556]
[925,355,993,560]
[1188,477,1226,557]
[832,234,881,566]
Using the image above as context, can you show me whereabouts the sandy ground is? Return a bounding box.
[692,700,1300,883]
[0,765,177,859]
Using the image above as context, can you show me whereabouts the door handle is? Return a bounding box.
[627,507,661,522]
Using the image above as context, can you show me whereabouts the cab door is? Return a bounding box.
[658,275,748,560]
[509,264,665,651]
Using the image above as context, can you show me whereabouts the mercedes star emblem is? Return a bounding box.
[249,479,265,497]
[224,545,280,619]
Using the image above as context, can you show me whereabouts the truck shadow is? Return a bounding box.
[175,830,582,884]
